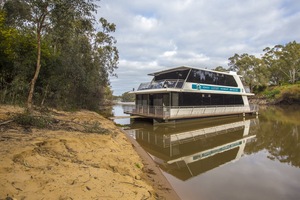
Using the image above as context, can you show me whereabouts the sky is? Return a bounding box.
[95,0,300,96]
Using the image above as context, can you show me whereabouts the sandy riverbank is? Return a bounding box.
[0,105,179,200]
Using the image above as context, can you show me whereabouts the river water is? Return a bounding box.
[113,105,300,200]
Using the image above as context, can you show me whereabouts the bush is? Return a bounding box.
[13,111,54,129]
[263,89,280,99]
[276,85,300,104]
[253,85,267,93]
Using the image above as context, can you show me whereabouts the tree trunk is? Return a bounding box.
[292,68,296,84]
[1,86,7,103]
[41,83,49,106]
[27,32,42,110]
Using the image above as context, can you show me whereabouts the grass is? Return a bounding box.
[135,163,141,169]
[83,121,109,134]
[13,111,55,129]
[12,109,110,134]
[258,83,300,104]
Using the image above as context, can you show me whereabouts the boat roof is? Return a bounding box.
[148,66,235,76]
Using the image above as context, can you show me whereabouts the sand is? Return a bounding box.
[0,105,179,200]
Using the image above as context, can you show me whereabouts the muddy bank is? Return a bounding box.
[0,105,179,200]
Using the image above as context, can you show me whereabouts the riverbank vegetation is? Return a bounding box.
[214,41,300,104]
[0,0,118,112]
[258,83,300,104]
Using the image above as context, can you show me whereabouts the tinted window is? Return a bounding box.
[186,69,238,87]
[177,92,243,106]
[154,70,190,81]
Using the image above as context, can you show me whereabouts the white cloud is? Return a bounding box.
[133,15,160,31]
[97,0,300,95]
[161,41,178,58]
[162,50,177,57]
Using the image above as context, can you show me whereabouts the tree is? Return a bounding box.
[228,53,269,92]
[0,10,15,102]
[262,46,285,85]
[263,41,300,85]
[0,9,36,104]
[1,0,119,111]
[121,92,135,102]
[94,17,119,78]
[213,66,228,72]
[281,41,300,84]
[4,0,98,110]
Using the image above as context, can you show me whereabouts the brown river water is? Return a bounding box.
[113,105,300,200]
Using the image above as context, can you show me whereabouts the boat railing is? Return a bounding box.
[137,79,185,90]
[123,104,259,119]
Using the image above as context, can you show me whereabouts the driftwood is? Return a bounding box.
[0,120,14,126]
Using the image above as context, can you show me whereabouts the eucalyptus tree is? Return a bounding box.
[263,41,300,84]
[282,41,300,84]
[94,17,119,81]
[3,0,99,110]
[0,9,36,104]
[213,66,228,72]
[262,45,285,85]
[228,53,269,92]
[0,10,15,102]
[2,0,119,111]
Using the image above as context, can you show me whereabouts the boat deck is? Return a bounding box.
[123,104,258,121]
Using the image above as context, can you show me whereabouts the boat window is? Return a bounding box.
[137,92,243,106]
[153,94,163,106]
[172,93,179,106]
[154,70,190,81]
[178,92,243,106]
[187,69,238,87]
[142,94,148,105]
[175,80,184,88]
[136,94,143,105]
[163,94,169,106]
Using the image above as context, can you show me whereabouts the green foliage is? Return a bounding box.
[252,85,267,94]
[0,0,119,112]
[275,84,300,104]
[83,121,109,134]
[262,88,280,99]
[135,163,141,169]
[213,66,227,72]
[262,41,300,85]
[260,84,300,104]
[121,92,135,102]
[227,41,300,99]
[13,111,54,129]
[228,53,269,92]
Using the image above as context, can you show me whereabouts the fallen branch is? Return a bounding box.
[0,119,14,126]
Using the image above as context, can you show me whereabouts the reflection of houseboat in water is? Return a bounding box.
[126,117,258,180]
[124,66,258,123]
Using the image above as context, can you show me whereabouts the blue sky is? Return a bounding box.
[96,0,300,95]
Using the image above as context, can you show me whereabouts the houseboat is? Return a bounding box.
[124,66,258,123]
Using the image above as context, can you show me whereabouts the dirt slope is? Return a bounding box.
[0,106,157,200]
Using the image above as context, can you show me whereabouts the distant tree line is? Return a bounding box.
[120,92,135,102]
[0,0,118,112]
[214,41,300,92]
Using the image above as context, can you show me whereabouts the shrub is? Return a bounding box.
[276,86,300,104]
[263,89,280,99]
[13,112,54,129]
